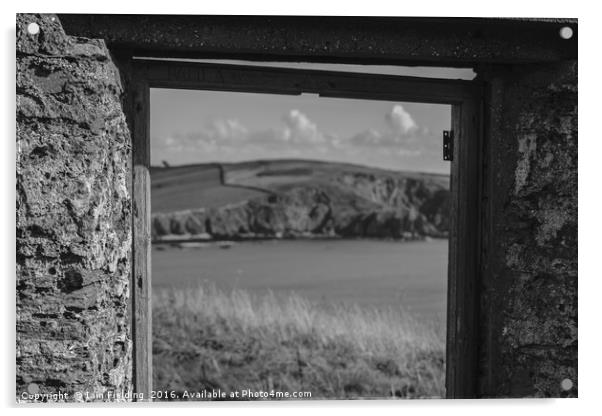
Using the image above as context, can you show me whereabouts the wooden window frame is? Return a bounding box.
[127,58,483,400]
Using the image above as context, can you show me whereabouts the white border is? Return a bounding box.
[4,2,600,415]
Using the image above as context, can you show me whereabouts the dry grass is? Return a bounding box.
[152,284,445,400]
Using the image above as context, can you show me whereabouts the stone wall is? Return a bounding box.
[16,14,132,401]
[478,61,578,397]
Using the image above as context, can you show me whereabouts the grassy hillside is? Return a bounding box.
[151,159,449,214]
[150,164,268,213]
[153,284,445,400]
[224,159,449,191]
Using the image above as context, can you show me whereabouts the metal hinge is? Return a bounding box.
[443,130,454,161]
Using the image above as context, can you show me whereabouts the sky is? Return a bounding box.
[150,62,475,174]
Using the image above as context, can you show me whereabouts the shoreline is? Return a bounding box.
[152,234,449,248]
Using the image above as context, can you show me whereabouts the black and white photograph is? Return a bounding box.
[9,2,592,410]
[150,82,453,400]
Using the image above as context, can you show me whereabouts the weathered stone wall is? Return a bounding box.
[478,61,578,397]
[16,14,132,401]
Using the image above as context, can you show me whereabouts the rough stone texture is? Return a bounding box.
[478,61,577,397]
[16,14,132,401]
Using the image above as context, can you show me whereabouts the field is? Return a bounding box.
[150,163,267,213]
[150,159,449,213]
[152,284,445,400]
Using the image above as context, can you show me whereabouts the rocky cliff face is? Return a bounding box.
[152,171,449,241]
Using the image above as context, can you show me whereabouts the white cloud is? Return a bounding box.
[156,105,430,166]
[345,104,425,150]
[282,109,324,144]
[385,104,418,135]
[212,119,248,142]
[157,118,249,151]
[161,111,328,151]
[349,129,384,146]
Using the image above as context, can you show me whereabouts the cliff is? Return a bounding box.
[151,160,449,242]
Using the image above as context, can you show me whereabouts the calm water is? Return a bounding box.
[152,239,448,322]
